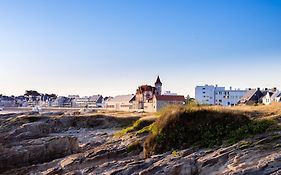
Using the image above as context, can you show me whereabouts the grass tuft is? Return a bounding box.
[115,119,153,137]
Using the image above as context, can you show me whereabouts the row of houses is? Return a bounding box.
[0,92,104,108]
[0,95,34,107]
[195,85,281,106]
[1,76,185,112]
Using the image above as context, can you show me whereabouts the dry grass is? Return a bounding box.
[183,103,281,120]
[143,104,280,157]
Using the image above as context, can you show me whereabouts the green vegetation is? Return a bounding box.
[239,141,252,149]
[127,141,142,152]
[227,119,277,145]
[171,150,181,157]
[8,115,42,123]
[136,123,157,135]
[144,106,278,158]
[115,119,154,137]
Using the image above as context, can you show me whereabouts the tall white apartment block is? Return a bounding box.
[195,85,246,106]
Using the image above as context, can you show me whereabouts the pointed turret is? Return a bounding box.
[155,76,162,85]
[155,76,162,95]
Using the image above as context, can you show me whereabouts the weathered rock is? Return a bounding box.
[0,136,79,172]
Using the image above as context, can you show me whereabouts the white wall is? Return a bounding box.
[195,85,246,106]
[195,85,220,105]
[215,90,246,106]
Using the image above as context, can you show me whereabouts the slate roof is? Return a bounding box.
[239,89,264,104]
[89,95,103,103]
[155,76,162,85]
[239,89,256,103]
[271,91,281,99]
[108,95,135,103]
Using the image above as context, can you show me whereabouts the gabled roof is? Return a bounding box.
[239,89,264,104]
[271,91,281,99]
[89,95,103,103]
[239,89,257,103]
[264,91,274,98]
[155,95,185,102]
[155,76,162,85]
[108,94,135,103]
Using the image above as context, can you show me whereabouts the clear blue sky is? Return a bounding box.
[1,0,281,97]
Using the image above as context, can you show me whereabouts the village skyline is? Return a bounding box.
[1,75,281,111]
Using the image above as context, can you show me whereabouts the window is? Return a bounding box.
[121,104,131,108]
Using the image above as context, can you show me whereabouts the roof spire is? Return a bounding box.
[155,75,162,85]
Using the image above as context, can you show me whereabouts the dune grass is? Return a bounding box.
[143,105,279,157]
[115,119,154,137]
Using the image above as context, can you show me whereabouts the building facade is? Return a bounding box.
[262,90,281,105]
[195,85,246,106]
[153,95,185,111]
[71,95,104,108]
[105,76,185,112]
[105,94,135,111]
[135,76,162,109]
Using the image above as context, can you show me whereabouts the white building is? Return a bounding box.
[195,85,247,106]
[72,95,104,108]
[262,90,281,105]
[105,94,135,111]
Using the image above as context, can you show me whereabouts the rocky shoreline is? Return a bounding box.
[1,110,281,175]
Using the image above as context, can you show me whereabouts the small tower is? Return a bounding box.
[155,75,162,95]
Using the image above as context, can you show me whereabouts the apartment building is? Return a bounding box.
[195,85,246,106]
